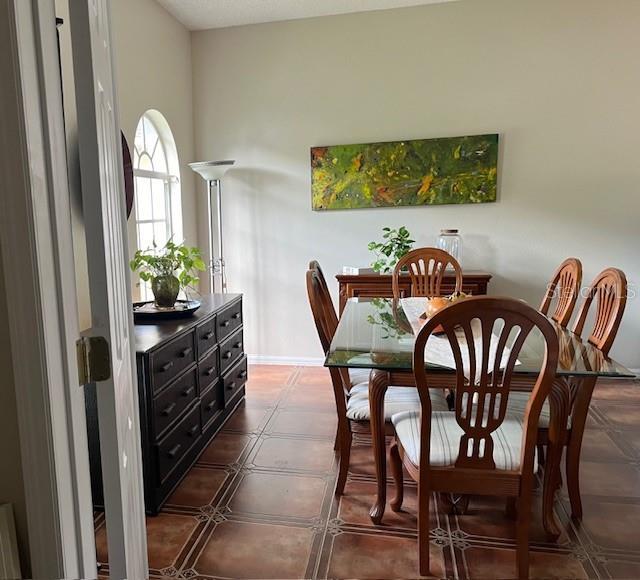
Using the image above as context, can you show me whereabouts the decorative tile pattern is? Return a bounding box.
[95,368,640,578]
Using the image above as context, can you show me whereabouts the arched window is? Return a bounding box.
[133,110,183,252]
[133,110,183,299]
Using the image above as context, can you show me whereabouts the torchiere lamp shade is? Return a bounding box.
[189,160,235,181]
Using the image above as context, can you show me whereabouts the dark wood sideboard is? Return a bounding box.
[336,271,492,313]
[86,293,247,514]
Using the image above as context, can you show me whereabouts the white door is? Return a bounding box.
[69,1,148,578]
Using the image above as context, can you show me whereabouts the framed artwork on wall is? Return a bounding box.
[311,133,499,210]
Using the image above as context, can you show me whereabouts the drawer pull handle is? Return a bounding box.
[179,347,192,358]
[187,424,199,437]
[206,400,217,411]
[232,312,241,320]
[167,443,182,458]
[181,386,195,398]
[202,331,214,340]
[160,361,174,373]
[238,370,248,379]
[161,402,177,416]
[223,351,232,359]
[221,320,230,328]
[204,366,216,376]
[233,341,242,349]
[227,381,236,391]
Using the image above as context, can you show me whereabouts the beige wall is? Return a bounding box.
[111,0,200,293]
[191,0,640,368]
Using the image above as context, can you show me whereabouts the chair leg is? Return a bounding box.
[515,495,531,580]
[418,482,431,578]
[389,441,404,512]
[335,428,352,496]
[566,428,584,519]
[333,426,340,451]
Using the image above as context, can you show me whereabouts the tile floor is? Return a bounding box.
[96,365,640,579]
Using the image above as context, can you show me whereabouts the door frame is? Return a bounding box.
[0,0,120,576]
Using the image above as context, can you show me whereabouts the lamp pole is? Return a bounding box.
[189,160,235,294]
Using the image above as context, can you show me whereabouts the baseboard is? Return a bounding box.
[628,368,640,378]
[247,355,324,367]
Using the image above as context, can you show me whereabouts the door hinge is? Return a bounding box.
[76,336,111,385]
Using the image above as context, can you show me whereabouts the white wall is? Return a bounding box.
[191,0,640,368]
[111,0,200,293]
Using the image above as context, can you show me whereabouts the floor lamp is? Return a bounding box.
[189,160,235,293]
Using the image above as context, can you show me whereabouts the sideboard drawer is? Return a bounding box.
[219,328,244,375]
[217,300,242,342]
[197,316,217,359]
[156,403,201,484]
[198,347,219,393]
[222,356,248,405]
[151,331,196,393]
[153,368,198,440]
[201,381,223,429]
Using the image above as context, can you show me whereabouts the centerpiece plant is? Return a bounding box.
[367,226,415,273]
[130,240,206,307]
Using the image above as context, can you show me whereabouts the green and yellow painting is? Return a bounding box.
[311,134,499,211]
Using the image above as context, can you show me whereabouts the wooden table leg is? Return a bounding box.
[542,378,570,539]
[368,369,390,525]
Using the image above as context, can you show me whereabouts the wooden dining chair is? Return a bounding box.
[539,258,583,327]
[508,267,627,518]
[306,260,449,495]
[389,296,559,579]
[392,247,463,300]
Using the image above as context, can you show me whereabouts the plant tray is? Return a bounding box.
[133,299,201,321]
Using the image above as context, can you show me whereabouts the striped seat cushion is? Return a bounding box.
[506,392,553,428]
[392,409,537,471]
[346,385,449,422]
[348,368,371,387]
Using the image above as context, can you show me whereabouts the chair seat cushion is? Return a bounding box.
[506,392,553,428]
[392,409,537,472]
[346,385,449,422]
[348,368,371,387]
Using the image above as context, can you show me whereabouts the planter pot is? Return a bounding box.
[151,275,180,308]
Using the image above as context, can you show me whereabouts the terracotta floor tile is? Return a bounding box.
[603,559,640,579]
[268,409,337,438]
[592,380,640,402]
[222,403,271,433]
[578,461,640,497]
[327,531,444,579]
[251,436,335,472]
[595,403,640,429]
[198,432,252,465]
[462,546,587,579]
[338,480,419,530]
[96,513,198,570]
[194,520,314,578]
[229,471,327,519]
[247,364,293,386]
[166,467,228,508]
[577,498,640,551]
[578,429,629,462]
[452,493,566,544]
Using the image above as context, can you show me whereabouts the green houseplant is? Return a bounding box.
[367,226,415,273]
[130,240,206,307]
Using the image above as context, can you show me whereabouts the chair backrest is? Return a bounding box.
[306,261,351,404]
[539,258,582,327]
[413,296,559,473]
[571,268,627,356]
[392,247,463,300]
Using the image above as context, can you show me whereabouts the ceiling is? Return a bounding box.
[156,0,457,31]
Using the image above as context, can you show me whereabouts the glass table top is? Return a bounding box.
[325,298,636,378]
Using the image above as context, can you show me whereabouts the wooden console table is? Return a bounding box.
[86,293,247,514]
[336,271,492,313]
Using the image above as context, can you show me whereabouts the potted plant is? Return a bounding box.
[130,240,206,307]
[367,226,415,273]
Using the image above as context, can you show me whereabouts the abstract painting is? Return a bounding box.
[311,133,498,210]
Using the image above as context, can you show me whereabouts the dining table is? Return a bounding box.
[324,297,635,537]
